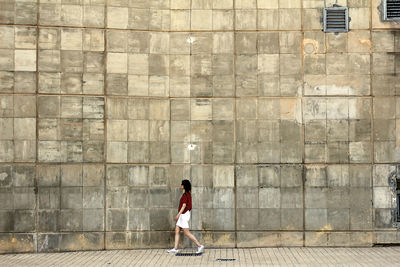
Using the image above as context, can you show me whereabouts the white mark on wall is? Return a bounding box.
[0,172,8,181]
[40,235,48,251]
[186,37,196,43]
[187,144,196,150]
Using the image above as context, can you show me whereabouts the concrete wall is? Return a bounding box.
[1,0,400,253]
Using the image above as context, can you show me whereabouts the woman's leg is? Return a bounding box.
[174,225,181,249]
[183,228,201,247]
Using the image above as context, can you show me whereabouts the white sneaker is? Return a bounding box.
[196,245,204,254]
[167,248,179,254]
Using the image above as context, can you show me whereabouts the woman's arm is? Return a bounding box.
[174,203,186,221]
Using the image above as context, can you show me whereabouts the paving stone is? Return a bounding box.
[2,1,400,254]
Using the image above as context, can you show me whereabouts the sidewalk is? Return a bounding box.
[1,247,400,266]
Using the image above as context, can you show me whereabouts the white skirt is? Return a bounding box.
[176,211,191,229]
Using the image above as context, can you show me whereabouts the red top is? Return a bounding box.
[178,192,192,214]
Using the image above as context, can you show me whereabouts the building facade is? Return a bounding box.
[0,0,400,253]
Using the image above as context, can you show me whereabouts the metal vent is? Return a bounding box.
[384,0,400,20]
[323,7,349,33]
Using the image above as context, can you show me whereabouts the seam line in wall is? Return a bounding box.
[103,2,108,250]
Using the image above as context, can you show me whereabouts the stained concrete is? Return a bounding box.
[0,0,400,253]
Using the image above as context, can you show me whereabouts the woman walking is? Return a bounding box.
[168,179,204,254]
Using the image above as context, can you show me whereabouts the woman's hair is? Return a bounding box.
[181,179,191,193]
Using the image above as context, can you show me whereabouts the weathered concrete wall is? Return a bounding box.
[1,0,400,253]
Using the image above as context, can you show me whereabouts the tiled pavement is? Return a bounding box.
[1,247,400,266]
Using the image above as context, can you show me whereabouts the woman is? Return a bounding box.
[168,179,204,254]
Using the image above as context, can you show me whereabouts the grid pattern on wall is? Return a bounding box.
[0,0,400,253]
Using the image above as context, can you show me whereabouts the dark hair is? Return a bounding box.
[181,179,191,193]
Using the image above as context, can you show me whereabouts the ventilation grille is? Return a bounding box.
[323,7,349,33]
[385,0,400,20]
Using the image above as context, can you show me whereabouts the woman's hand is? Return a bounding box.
[175,204,185,221]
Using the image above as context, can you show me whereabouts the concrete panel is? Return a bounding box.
[1,1,400,253]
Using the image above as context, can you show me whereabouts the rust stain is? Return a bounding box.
[280,99,301,123]
[315,232,326,239]
[79,234,92,250]
[202,233,213,244]
[321,225,333,231]
[303,39,319,55]
[280,99,296,119]
[282,225,296,231]
[316,225,333,238]
[215,234,231,246]
[359,38,373,53]
[0,236,35,253]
